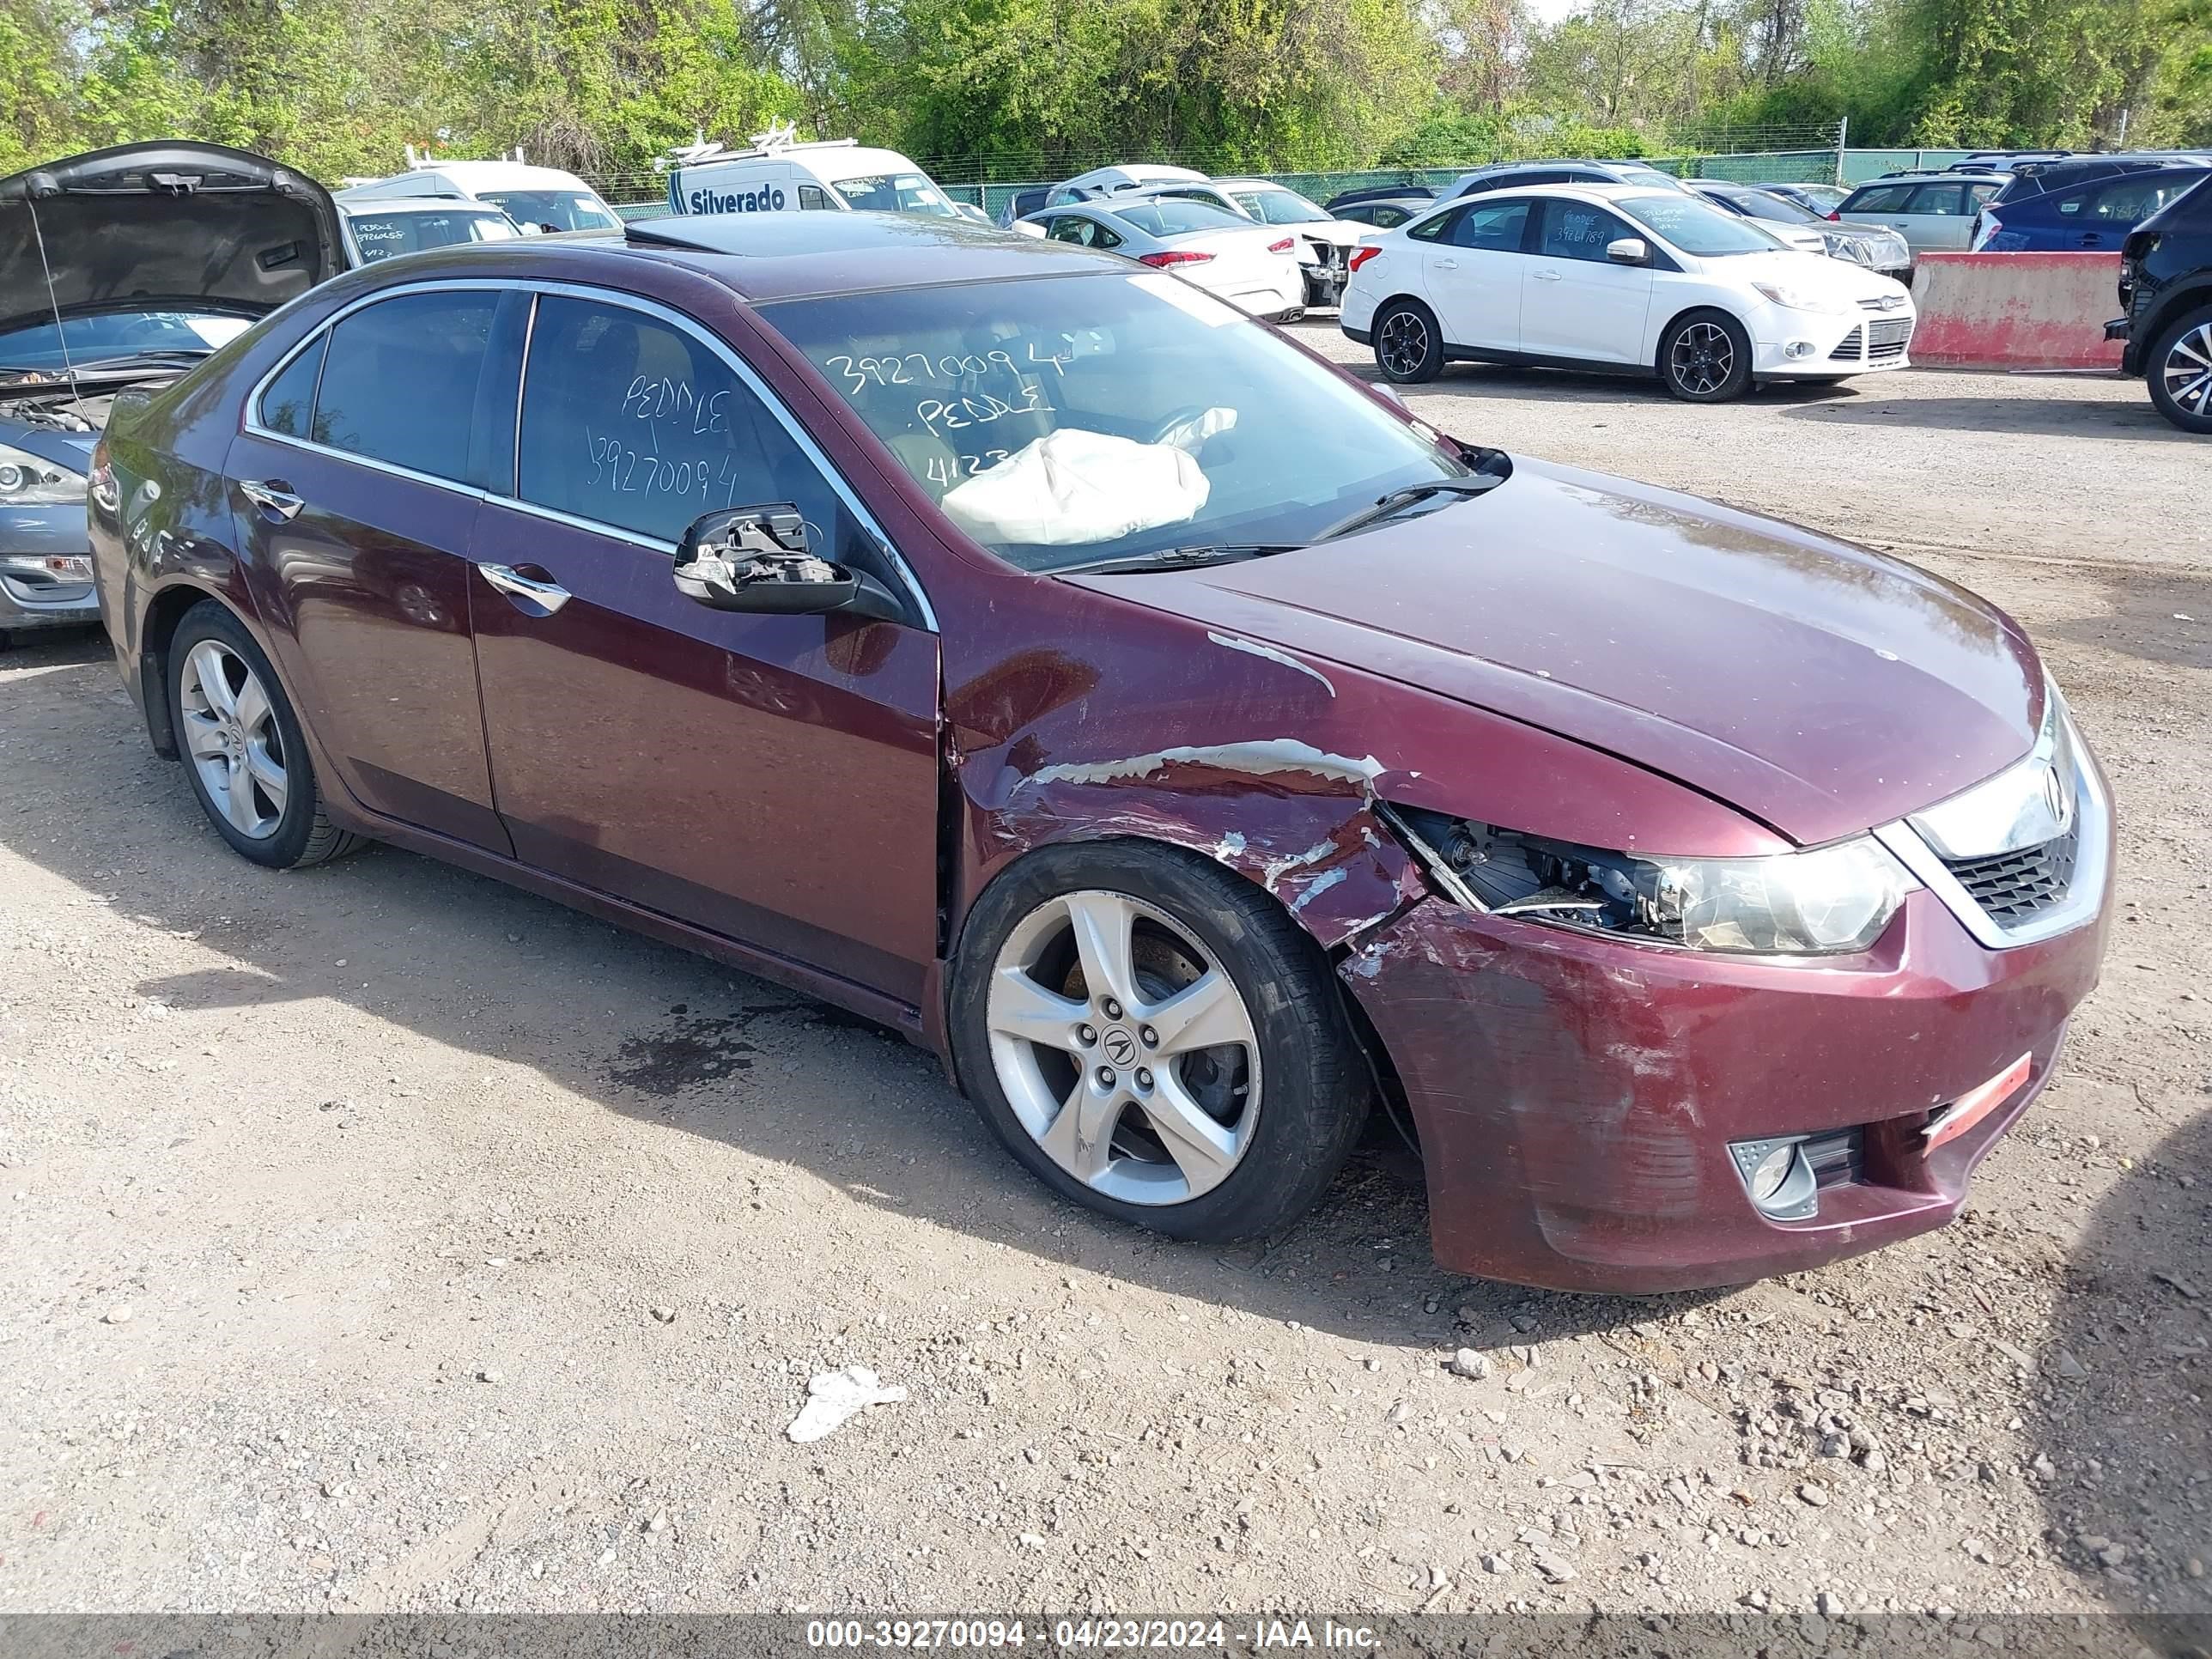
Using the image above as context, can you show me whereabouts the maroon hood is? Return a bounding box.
[1066,459,2045,847]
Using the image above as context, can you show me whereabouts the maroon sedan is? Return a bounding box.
[88,213,2111,1293]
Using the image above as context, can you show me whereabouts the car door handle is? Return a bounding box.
[239,478,304,521]
[1533,268,1564,282]
[477,562,572,614]
[1433,258,1458,270]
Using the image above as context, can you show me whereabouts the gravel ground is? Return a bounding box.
[1,348,2206,1623]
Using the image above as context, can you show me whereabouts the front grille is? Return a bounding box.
[1942,824,2080,927]
[1867,318,1912,361]
[1856,296,1897,312]
[1829,326,1864,361]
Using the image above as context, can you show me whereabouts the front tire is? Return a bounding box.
[1660,309,1754,403]
[950,842,1370,1243]
[1373,299,1443,383]
[2146,304,2212,434]
[168,600,360,869]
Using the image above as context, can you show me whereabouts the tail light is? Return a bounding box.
[1826,210,1842,222]
[1138,250,1214,269]
[1347,246,1382,273]
[1267,237,1295,254]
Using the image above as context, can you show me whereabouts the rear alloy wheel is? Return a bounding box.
[1373,300,1443,384]
[951,842,1370,1242]
[168,600,360,869]
[1661,310,1753,403]
[2147,305,2212,434]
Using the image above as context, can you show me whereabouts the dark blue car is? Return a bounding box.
[1973,163,2212,253]
[0,143,341,647]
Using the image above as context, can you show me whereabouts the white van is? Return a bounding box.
[666,137,967,221]
[342,159,623,233]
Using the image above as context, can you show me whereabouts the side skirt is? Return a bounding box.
[328,805,934,1051]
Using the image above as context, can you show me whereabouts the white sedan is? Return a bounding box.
[1340,182,1917,402]
[1016,199,1306,320]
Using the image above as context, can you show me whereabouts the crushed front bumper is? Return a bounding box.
[1341,869,2109,1294]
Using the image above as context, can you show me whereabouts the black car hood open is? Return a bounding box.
[0,143,343,337]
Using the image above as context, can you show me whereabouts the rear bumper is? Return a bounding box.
[1341,325,1374,346]
[1342,877,2109,1294]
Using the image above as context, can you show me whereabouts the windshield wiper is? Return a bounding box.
[1312,477,1504,544]
[1056,542,1304,577]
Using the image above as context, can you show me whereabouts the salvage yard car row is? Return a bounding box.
[0,129,2131,1296]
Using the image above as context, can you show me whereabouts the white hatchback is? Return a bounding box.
[1340,183,1917,402]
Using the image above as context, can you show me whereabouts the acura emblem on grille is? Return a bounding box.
[2041,764,2067,823]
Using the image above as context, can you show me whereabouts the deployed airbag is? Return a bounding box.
[941,427,1211,547]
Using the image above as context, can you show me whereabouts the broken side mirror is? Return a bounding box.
[673,505,902,622]
[1606,237,1650,266]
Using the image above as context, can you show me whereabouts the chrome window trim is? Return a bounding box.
[512,279,939,632]
[1873,704,2110,951]
[241,275,940,633]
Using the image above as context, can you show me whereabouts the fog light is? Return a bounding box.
[0,552,94,582]
[1784,340,1816,359]
[1729,1136,1820,1222]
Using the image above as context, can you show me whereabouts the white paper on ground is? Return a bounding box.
[940,427,1211,547]
[785,1365,908,1443]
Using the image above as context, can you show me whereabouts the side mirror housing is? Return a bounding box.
[1606,236,1650,265]
[673,505,902,622]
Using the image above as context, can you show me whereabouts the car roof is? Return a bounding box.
[412,160,595,188]
[615,210,1127,300]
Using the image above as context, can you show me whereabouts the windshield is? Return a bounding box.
[835,173,960,218]
[760,273,1470,573]
[1616,194,1783,256]
[1232,188,1334,226]
[1110,200,1246,237]
[477,190,619,231]
[347,208,520,261]
[0,309,252,373]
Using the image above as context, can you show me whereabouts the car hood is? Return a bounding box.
[1066,459,2043,847]
[1697,246,1907,304]
[0,143,343,338]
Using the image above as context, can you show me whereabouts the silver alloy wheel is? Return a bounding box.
[1670,320,1736,396]
[179,640,288,840]
[2162,322,2212,417]
[1377,309,1430,378]
[986,889,1261,1206]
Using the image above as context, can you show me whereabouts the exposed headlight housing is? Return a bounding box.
[1384,807,1917,957]
[0,442,84,506]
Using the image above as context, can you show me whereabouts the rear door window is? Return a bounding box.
[312,289,497,484]
[257,334,325,439]
[1905,184,1969,216]
[1449,198,1534,252]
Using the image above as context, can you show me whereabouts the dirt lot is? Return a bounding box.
[1,349,2207,1624]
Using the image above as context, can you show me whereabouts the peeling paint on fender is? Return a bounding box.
[1205,631,1337,696]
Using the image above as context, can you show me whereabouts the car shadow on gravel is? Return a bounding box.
[2029,1104,2211,1611]
[6,634,1707,1356]
[2045,571,2212,672]
[1776,385,2188,441]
